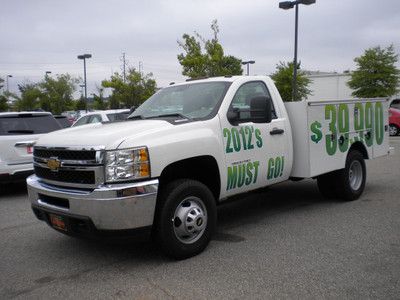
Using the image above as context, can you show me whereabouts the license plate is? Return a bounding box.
[49,214,67,231]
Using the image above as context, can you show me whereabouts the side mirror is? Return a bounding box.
[227,108,240,124]
[250,96,272,123]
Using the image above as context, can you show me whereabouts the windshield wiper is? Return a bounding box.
[7,130,35,134]
[146,113,189,120]
[127,115,144,120]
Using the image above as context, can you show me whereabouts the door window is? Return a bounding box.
[73,115,90,126]
[228,81,277,122]
[88,115,102,124]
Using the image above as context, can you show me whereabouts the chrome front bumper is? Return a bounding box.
[27,175,158,231]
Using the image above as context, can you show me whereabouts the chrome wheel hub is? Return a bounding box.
[172,197,207,244]
[349,160,363,191]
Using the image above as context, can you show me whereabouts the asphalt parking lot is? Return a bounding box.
[1,137,399,299]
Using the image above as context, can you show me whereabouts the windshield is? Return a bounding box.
[107,112,129,122]
[130,81,231,120]
[0,114,62,135]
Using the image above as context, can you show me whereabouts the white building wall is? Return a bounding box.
[306,73,354,101]
[305,72,400,101]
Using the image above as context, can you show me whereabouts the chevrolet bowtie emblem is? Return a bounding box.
[47,157,61,172]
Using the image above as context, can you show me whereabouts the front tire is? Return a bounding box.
[154,179,217,260]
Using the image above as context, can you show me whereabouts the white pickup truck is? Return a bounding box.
[27,76,390,259]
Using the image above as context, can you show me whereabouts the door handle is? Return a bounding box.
[270,128,284,135]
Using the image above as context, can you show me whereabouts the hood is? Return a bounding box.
[36,120,174,149]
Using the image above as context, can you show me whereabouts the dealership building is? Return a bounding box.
[305,71,400,101]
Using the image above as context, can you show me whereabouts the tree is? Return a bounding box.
[92,88,108,110]
[74,96,87,111]
[101,68,157,109]
[0,95,8,111]
[39,74,78,114]
[348,45,400,98]
[0,74,78,113]
[0,77,8,111]
[177,20,243,79]
[14,83,42,111]
[270,61,312,101]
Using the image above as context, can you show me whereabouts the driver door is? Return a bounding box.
[220,81,288,197]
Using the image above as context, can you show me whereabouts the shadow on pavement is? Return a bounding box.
[0,181,28,197]
[38,178,336,262]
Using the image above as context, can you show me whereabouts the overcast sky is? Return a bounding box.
[1,0,400,96]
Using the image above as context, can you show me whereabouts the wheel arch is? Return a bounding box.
[349,141,369,160]
[158,155,221,202]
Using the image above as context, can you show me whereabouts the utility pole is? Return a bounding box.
[122,52,126,83]
[138,61,143,75]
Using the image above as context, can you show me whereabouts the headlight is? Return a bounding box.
[105,147,150,182]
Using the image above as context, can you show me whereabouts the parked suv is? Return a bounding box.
[72,109,130,127]
[0,112,62,183]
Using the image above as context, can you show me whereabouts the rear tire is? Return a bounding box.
[317,150,366,201]
[154,179,217,260]
[335,150,366,201]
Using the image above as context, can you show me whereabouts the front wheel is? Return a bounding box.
[154,179,217,260]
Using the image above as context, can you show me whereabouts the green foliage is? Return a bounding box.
[177,20,243,79]
[0,77,9,111]
[10,74,78,113]
[270,61,312,101]
[14,83,42,111]
[0,95,8,111]
[101,68,156,109]
[39,74,78,114]
[348,45,400,98]
[74,96,87,111]
[92,88,108,110]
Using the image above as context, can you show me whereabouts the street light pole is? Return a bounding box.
[242,60,255,76]
[6,75,12,92]
[293,3,299,102]
[279,0,315,101]
[77,54,92,113]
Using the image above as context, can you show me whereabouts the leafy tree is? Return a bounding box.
[101,68,156,109]
[74,96,87,111]
[348,45,400,98]
[0,74,78,113]
[270,61,312,101]
[177,20,243,79]
[0,77,8,111]
[14,83,42,111]
[0,95,8,111]
[92,88,108,110]
[39,74,78,114]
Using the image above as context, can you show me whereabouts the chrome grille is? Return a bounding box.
[33,146,104,189]
[34,148,96,161]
